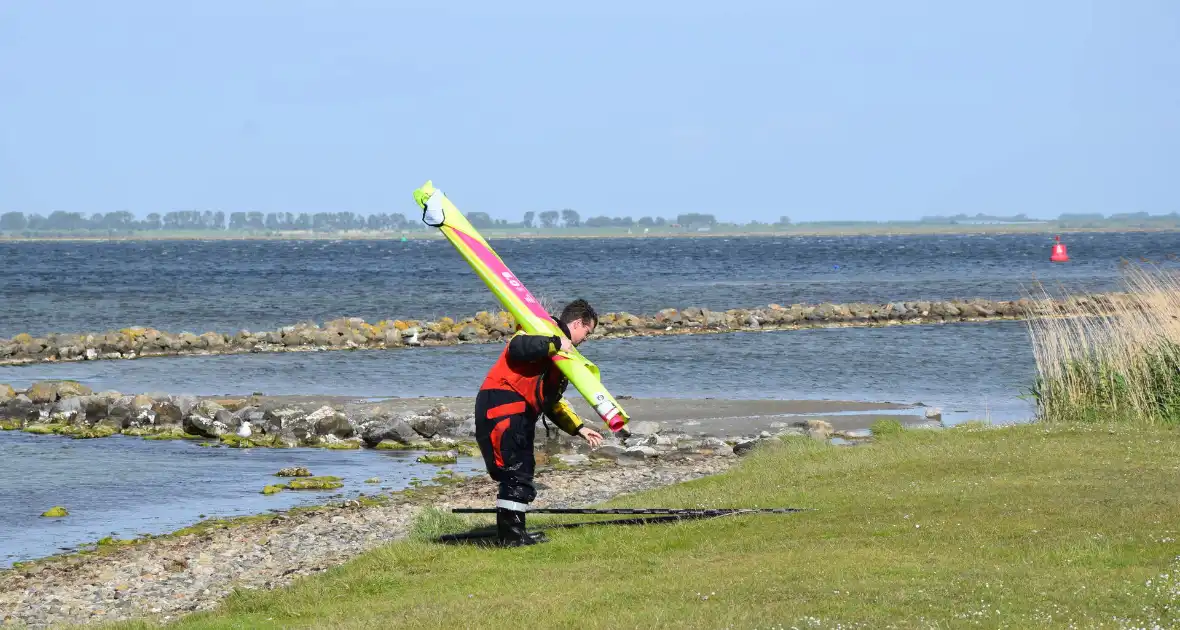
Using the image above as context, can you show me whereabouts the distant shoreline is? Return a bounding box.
[4,224,1180,243]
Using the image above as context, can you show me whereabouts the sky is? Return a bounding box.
[1,1,1178,223]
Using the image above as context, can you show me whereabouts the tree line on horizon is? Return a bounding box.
[1,209,1177,234]
[0,209,728,233]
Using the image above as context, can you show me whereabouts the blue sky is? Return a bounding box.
[1,1,1177,223]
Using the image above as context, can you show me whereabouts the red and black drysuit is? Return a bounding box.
[474,317,586,545]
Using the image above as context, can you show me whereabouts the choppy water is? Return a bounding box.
[3,232,1179,337]
[4,231,1169,568]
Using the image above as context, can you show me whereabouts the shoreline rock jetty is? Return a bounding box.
[0,293,1119,367]
[1,382,929,453]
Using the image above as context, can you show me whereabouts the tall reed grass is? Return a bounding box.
[1024,262,1180,426]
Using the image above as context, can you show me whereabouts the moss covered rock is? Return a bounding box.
[23,423,65,435]
[416,452,458,465]
[275,467,312,477]
[285,476,343,490]
[27,380,92,404]
[41,506,68,518]
[56,425,117,439]
[0,383,14,402]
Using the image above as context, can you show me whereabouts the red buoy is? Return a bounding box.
[1051,235,1069,262]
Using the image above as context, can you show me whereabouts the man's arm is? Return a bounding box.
[507,332,563,362]
[543,397,585,436]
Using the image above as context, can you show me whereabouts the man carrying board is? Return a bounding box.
[473,298,606,546]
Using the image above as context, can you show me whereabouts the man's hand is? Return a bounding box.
[577,426,603,448]
[559,336,573,353]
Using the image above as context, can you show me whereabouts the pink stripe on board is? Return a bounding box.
[452,227,553,322]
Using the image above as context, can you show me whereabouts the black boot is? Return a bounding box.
[496,508,548,547]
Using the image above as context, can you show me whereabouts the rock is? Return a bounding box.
[79,395,110,426]
[359,412,421,447]
[261,406,310,437]
[104,396,140,429]
[41,506,68,518]
[49,396,86,424]
[642,434,676,447]
[285,476,344,490]
[275,467,312,477]
[0,383,14,402]
[170,395,199,418]
[924,407,943,420]
[410,406,466,439]
[183,400,230,438]
[307,406,354,439]
[623,445,659,459]
[151,400,184,426]
[693,437,735,456]
[806,419,834,441]
[556,453,590,466]
[1,395,41,423]
[590,444,627,460]
[457,324,484,341]
[625,420,661,436]
[733,440,760,456]
[27,380,92,404]
[416,452,457,464]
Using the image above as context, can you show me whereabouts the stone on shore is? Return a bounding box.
[26,380,92,404]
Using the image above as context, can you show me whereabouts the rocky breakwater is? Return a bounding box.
[0,380,475,449]
[1,381,861,458]
[0,293,1122,367]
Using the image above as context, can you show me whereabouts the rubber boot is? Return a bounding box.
[496,508,548,547]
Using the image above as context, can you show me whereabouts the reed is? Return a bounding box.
[1024,262,1180,426]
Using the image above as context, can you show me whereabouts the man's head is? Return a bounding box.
[558,298,598,346]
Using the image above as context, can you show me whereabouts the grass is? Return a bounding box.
[98,423,1180,629]
[1025,262,1180,426]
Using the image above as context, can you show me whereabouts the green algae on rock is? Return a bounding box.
[374,440,414,450]
[285,476,344,490]
[54,425,118,439]
[416,452,458,465]
[41,506,69,518]
[23,423,66,435]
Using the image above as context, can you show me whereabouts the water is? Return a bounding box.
[1,319,1038,426]
[3,232,1179,337]
[5,231,1163,567]
[0,431,486,568]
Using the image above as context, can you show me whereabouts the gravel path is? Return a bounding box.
[0,455,736,629]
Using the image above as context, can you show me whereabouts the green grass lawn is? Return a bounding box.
[105,422,1180,629]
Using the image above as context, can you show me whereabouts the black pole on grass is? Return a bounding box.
[450,507,809,515]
